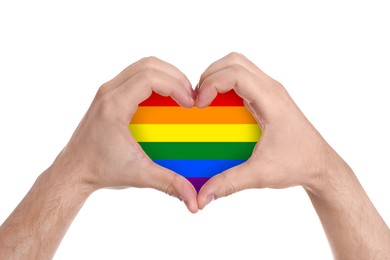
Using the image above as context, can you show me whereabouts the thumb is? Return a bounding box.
[197,160,258,210]
[141,163,198,213]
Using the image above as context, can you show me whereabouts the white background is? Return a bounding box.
[1,1,389,259]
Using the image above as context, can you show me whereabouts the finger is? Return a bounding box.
[99,57,193,98]
[195,65,275,122]
[142,163,198,213]
[244,99,264,128]
[109,68,194,122]
[197,160,259,210]
[199,52,269,86]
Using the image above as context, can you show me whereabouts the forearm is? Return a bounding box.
[0,162,92,259]
[305,153,390,260]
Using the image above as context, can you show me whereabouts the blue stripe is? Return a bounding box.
[153,159,245,178]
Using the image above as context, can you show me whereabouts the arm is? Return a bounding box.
[306,155,390,259]
[195,52,390,259]
[0,57,198,259]
[0,166,90,259]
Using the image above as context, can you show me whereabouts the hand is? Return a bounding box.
[52,57,198,213]
[195,53,341,209]
[2,55,388,260]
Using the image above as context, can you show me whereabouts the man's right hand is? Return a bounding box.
[54,57,198,212]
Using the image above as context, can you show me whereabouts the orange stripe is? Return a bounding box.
[130,106,257,124]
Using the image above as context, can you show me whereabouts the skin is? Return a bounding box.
[196,53,390,259]
[0,57,198,259]
[0,53,389,259]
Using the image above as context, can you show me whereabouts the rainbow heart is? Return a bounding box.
[129,90,261,192]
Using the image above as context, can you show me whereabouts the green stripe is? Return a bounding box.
[139,142,256,160]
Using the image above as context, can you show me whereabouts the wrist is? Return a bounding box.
[46,150,97,198]
[303,145,356,198]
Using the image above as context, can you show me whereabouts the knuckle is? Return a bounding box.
[96,83,110,97]
[165,185,175,197]
[142,56,160,67]
[138,68,157,83]
[97,94,115,119]
[230,64,245,76]
[164,174,178,197]
[272,79,287,95]
[143,67,158,77]
[220,173,237,197]
[200,72,207,82]
[201,76,214,89]
[269,77,283,88]
[227,52,245,62]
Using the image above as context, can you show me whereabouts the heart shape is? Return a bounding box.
[129,90,261,192]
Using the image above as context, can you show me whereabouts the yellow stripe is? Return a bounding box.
[129,124,261,142]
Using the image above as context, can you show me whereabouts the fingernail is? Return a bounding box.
[191,88,197,100]
[195,90,203,107]
[203,194,215,208]
[194,84,200,104]
[186,92,194,106]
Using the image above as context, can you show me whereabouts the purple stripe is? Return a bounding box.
[186,177,210,192]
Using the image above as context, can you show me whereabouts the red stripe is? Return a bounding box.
[209,90,244,106]
[139,92,178,106]
[139,90,244,106]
